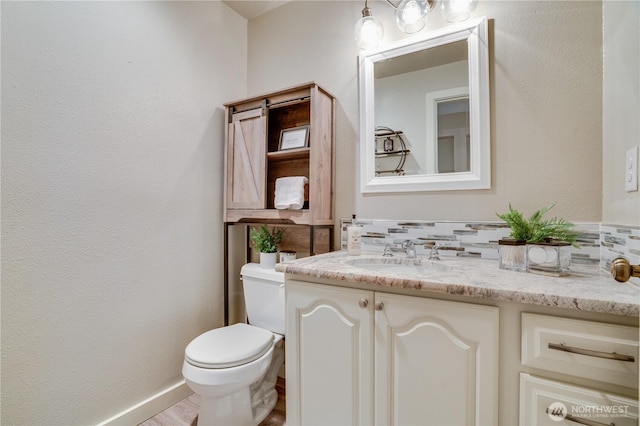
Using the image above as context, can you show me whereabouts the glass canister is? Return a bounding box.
[526,241,571,276]
[280,250,297,263]
[498,239,527,272]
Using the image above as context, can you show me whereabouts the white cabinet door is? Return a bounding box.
[375,293,499,426]
[286,280,374,426]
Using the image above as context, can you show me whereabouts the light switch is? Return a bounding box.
[625,146,638,192]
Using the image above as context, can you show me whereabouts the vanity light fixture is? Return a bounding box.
[395,0,432,33]
[440,0,478,23]
[354,0,385,50]
[355,0,478,49]
[355,0,434,50]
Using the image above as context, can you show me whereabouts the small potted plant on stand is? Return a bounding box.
[497,203,579,276]
[250,225,285,269]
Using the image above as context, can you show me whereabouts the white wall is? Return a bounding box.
[248,1,604,223]
[1,2,246,424]
[602,1,640,226]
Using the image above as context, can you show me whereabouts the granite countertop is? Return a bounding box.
[276,250,640,317]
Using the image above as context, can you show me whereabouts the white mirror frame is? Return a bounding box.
[359,16,490,193]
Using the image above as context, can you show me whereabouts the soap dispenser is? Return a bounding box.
[347,216,361,256]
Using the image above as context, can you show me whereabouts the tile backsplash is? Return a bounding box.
[340,219,627,269]
[600,224,640,274]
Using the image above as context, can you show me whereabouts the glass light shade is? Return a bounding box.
[396,0,428,34]
[355,15,384,50]
[440,0,477,23]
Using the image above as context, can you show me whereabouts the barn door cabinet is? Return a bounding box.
[224,82,334,226]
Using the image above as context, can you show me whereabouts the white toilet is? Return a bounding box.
[182,264,285,426]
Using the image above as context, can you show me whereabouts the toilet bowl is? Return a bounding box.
[182,263,285,426]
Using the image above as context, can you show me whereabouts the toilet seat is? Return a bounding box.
[185,323,274,369]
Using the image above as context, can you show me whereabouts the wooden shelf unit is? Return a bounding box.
[222,83,336,325]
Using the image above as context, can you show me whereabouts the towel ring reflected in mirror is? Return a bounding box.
[374,126,410,176]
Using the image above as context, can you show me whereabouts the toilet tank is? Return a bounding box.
[241,263,285,335]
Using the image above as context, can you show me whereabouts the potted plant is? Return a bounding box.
[496,203,579,275]
[250,225,285,269]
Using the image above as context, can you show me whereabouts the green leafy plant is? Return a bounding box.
[250,226,285,253]
[496,203,579,247]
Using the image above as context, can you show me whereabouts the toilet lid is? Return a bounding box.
[185,323,274,369]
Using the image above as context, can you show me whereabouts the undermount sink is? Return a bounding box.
[345,257,452,275]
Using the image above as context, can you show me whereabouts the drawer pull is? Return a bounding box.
[546,408,615,426]
[548,342,635,362]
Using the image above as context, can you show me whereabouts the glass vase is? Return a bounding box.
[498,239,527,272]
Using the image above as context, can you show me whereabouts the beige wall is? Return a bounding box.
[249,1,605,224]
[602,1,640,226]
[1,2,246,424]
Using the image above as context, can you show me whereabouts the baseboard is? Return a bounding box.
[96,380,193,426]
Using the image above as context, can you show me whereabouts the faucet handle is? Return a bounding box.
[383,243,394,257]
[428,243,441,260]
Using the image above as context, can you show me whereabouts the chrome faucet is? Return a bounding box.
[402,240,416,258]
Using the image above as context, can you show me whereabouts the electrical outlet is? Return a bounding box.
[625,146,638,192]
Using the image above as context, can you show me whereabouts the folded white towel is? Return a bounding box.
[274,176,308,210]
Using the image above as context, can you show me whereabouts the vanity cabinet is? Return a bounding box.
[223,82,334,226]
[285,280,499,425]
[280,251,640,424]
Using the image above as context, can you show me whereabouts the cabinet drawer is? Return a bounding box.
[520,373,638,426]
[522,313,638,388]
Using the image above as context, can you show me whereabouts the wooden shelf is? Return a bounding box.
[268,147,310,162]
[226,209,330,226]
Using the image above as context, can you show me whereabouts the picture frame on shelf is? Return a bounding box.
[278,125,309,151]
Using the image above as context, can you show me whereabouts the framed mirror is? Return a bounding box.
[359,17,490,193]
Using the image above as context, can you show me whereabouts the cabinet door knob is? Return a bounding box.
[375,302,384,311]
[359,299,369,309]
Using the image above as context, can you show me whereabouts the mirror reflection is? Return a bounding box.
[374,39,469,176]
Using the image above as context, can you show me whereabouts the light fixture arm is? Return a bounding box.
[384,0,401,9]
[361,0,372,17]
